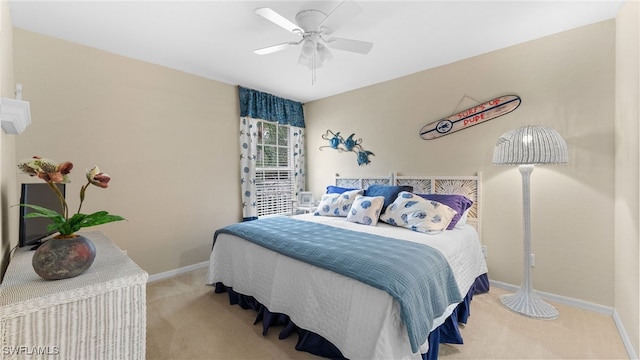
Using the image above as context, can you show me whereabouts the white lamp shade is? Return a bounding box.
[298,38,333,70]
[317,43,333,64]
[301,39,316,58]
[493,125,568,165]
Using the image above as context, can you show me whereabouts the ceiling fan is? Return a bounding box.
[253,0,373,72]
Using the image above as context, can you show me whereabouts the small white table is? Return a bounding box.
[0,231,148,360]
[294,206,317,214]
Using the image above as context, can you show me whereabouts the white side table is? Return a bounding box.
[0,230,148,360]
[294,205,317,214]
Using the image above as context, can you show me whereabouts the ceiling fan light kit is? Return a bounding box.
[253,0,373,84]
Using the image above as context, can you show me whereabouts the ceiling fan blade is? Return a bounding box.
[320,0,362,35]
[325,37,373,54]
[255,7,302,33]
[253,42,298,55]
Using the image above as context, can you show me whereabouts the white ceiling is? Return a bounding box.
[9,0,623,103]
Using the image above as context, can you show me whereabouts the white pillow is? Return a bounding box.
[314,189,364,217]
[346,195,385,226]
[455,208,471,228]
[380,191,457,234]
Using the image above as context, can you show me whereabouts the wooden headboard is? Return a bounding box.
[335,172,482,239]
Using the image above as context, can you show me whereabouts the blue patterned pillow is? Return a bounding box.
[346,195,385,226]
[417,193,473,230]
[314,189,364,217]
[380,192,458,234]
[364,185,413,213]
[326,185,359,194]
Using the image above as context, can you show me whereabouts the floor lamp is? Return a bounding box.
[492,125,568,319]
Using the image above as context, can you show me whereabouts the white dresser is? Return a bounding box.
[0,231,148,360]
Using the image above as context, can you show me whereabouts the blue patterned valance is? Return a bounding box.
[239,86,305,128]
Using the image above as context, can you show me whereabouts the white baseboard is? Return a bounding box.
[489,279,613,315]
[613,309,639,360]
[490,279,637,359]
[147,261,209,283]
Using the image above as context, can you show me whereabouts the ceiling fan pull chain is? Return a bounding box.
[311,56,317,85]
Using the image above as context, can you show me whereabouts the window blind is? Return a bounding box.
[255,170,293,216]
[255,121,294,217]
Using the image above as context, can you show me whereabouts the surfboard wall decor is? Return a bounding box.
[420,95,521,140]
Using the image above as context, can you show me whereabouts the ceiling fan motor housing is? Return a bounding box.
[295,10,327,33]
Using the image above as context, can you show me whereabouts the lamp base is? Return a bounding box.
[501,288,559,320]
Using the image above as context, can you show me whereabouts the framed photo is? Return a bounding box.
[298,192,314,207]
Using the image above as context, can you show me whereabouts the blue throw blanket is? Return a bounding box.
[213,216,462,353]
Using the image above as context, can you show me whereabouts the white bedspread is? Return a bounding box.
[208,214,488,359]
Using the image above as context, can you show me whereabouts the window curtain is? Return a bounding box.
[239,86,306,221]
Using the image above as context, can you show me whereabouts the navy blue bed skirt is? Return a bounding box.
[213,273,489,359]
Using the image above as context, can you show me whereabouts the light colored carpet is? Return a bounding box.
[146,267,629,360]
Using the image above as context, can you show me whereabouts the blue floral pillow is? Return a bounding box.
[417,193,473,230]
[346,195,385,226]
[326,185,359,194]
[379,192,458,234]
[364,185,413,213]
[314,189,364,217]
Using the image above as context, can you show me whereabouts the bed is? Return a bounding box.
[208,173,488,359]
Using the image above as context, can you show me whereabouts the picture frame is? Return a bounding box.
[298,192,314,207]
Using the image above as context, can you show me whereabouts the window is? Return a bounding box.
[255,121,294,216]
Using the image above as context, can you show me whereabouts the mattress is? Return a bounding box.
[208,213,488,359]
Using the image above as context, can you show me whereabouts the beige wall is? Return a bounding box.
[0,0,18,279]
[615,1,640,356]
[6,8,637,354]
[306,20,616,306]
[12,29,241,275]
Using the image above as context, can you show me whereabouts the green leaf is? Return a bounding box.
[46,222,64,234]
[19,204,72,235]
[69,211,125,233]
[20,204,125,236]
[19,204,64,220]
[67,213,88,233]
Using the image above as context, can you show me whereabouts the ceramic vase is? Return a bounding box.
[32,235,96,280]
